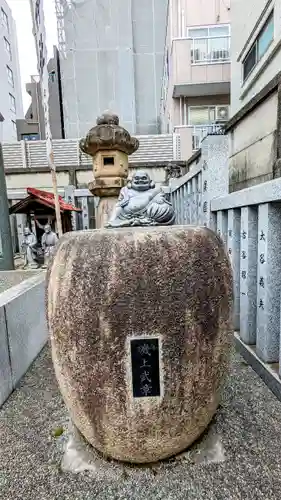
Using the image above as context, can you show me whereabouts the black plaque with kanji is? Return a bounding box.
[130,338,161,398]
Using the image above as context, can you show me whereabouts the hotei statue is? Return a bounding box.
[41,224,58,268]
[79,112,139,228]
[106,170,175,228]
[21,227,38,269]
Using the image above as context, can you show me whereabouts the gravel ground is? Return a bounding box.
[1,346,281,500]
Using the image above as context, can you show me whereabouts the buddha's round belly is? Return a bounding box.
[126,195,151,213]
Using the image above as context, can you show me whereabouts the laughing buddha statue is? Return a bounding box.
[106,170,175,228]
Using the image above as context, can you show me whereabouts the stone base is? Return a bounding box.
[61,422,124,479]
[61,420,225,478]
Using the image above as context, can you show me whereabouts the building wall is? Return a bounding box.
[16,118,40,141]
[0,0,23,141]
[16,78,42,141]
[16,48,64,141]
[231,0,281,115]
[228,0,281,191]
[5,171,70,191]
[170,0,230,37]
[47,46,64,139]
[160,0,231,159]
[59,0,168,138]
[229,92,278,191]
[5,166,167,194]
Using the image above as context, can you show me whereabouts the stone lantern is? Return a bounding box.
[79,112,139,228]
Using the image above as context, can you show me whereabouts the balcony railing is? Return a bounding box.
[192,124,224,150]
[191,36,230,64]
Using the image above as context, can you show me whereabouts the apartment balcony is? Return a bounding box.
[174,124,224,160]
[172,36,231,98]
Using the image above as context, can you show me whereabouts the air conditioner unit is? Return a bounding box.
[215,106,229,122]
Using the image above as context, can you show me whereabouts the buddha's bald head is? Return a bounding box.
[131,170,151,191]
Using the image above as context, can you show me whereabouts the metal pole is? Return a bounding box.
[0,143,14,270]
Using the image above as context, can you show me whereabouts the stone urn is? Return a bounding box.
[46,226,233,463]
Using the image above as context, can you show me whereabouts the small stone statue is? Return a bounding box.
[165,162,182,181]
[41,224,58,268]
[106,170,175,228]
[21,227,39,269]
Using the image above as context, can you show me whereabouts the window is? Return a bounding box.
[4,37,11,59]
[38,34,45,76]
[49,71,56,83]
[189,106,216,126]
[258,13,274,58]
[35,0,41,28]
[7,66,14,87]
[9,93,16,113]
[243,12,274,81]
[179,103,229,126]
[22,133,40,141]
[188,25,230,64]
[1,8,9,31]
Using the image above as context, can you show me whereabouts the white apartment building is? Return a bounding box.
[0,0,23,141]
[160,0,231,160]
[226,0,281,192]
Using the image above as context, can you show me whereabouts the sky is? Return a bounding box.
[7,0,58,113]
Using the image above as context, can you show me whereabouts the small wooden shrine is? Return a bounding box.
[9,187,81,242]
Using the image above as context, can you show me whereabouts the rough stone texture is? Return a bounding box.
[1,347,281,500]
[80,113,139,199]
[227,209,241,331]
[164,163,182,181]
[256,203,281,364]
[239,207,258,345]
[201,135,229,228]
[47,226,233,463]
[79,112,139,157]
[95,198,117,229]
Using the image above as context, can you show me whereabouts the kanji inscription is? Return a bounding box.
[130,338,161,398]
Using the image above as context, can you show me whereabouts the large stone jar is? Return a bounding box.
[47,226,233,463]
